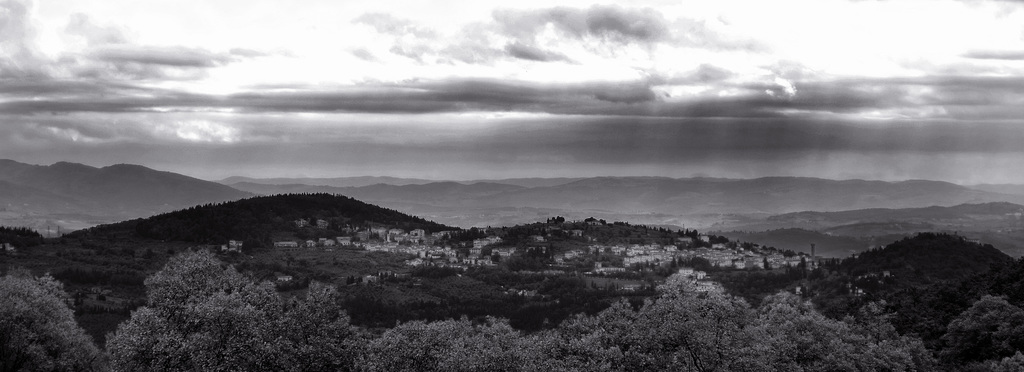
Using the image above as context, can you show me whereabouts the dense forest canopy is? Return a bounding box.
[71,193,455,247]
[0,226,43,247]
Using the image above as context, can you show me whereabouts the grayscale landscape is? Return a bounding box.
[3,0,1024,371]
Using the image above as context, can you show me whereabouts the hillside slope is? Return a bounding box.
[0,160,250,216]
[73,193,456,247]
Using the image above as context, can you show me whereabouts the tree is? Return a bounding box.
[107,250,357,371]
[359,317,537,372]
[548,274,766,372]
[753,293,934,371]
[0,269,103,372]
[940,295,1024,366]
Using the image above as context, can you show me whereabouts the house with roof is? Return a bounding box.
[494,247,517,257]
[274,241,299,252]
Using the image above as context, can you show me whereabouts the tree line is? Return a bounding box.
[14,249,1023,371]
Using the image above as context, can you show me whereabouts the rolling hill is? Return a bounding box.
[73,193,456,247]
[842,232,1012,284]
[0,160,252,231]
[716,203,1024,257]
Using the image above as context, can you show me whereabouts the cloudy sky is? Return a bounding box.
[2,0,1024,183]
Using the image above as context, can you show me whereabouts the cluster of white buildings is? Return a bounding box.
[270,226,456,252]
[473,236,503,248]
[406,245,516,268]
[557,243,807,272]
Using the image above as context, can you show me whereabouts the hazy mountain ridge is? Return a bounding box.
[969,183,1024,197]
[0,160,252,230]
[219,176,585,188]
[219,176,440,188]
[228,181,526,206]
[230,175,1024,229]
[727,202,1024,231]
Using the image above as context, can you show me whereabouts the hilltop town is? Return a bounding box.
[240,215,819,296]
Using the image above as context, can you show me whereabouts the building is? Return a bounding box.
[370,227,388,239]
[494,248,517,257]
[337,236,352,245]
[316,219,329,229]
[274,241,299,249]
[294,219,309,228]
[410,229,426,239]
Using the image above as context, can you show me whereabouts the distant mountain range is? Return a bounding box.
[968,184,1024,197]
[226,176,1024,228]
[717,202,1024,257]
[218,176,584,189]
[0,160,251,231]
[7,158,1024,257]
[719,202,1024,232]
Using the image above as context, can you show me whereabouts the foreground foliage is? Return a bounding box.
[99,251,939,371]
[0,269,102,371]
[106,250,357,371]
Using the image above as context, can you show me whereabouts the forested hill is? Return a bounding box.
[839,233,1012,284]
[71,193,456,246]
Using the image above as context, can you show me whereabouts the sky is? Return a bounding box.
[2,0,1024,183]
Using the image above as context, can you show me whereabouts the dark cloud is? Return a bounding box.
[690,64,733,83]
[4,72,1024,126]
[503,41,572,62]
[494,5,669,45]
[962,50,1024,60]
[58,12,258,80]
[89,45,236,68]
